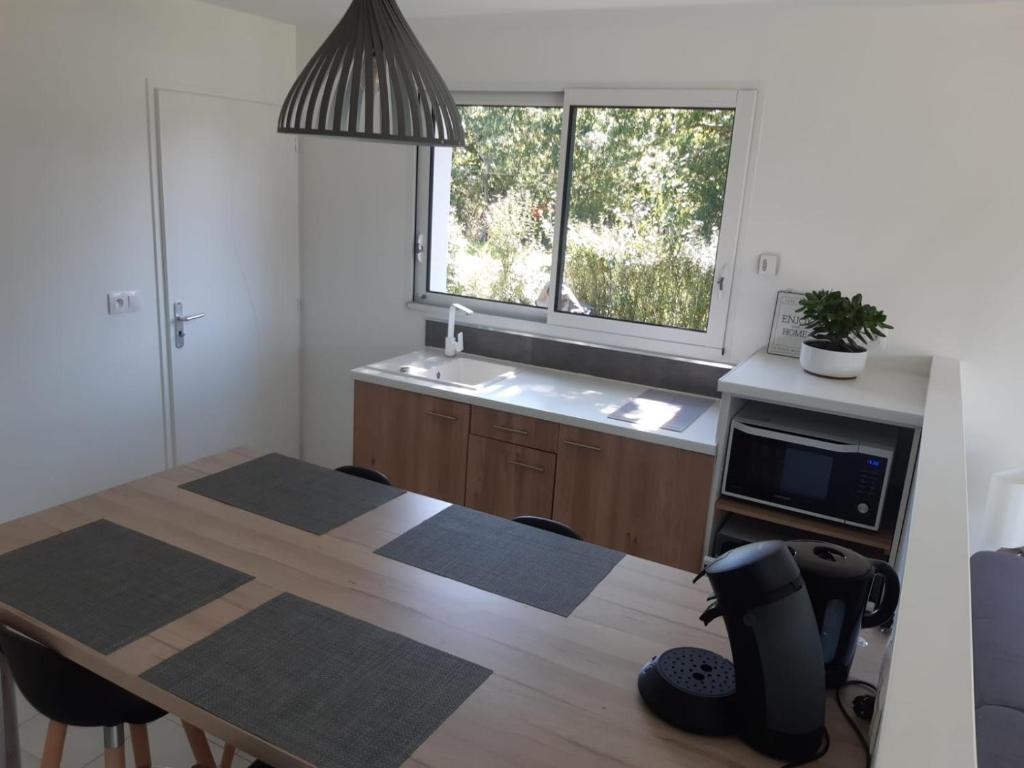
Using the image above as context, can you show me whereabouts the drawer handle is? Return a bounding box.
[428,411,458,422]
[509,460,545,473]
[494,425,529,436]
[563,440,602,452]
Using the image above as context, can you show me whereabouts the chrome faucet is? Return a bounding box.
[445,303,474,357]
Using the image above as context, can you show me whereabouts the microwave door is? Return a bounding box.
[725,422,859,518]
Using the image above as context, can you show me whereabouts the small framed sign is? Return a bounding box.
[767,290,810,357]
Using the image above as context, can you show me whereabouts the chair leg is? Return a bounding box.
[219,743,236,768]
[182,721,217,768]
[103,745,126,768]
[129,724,152,768]
[40,721,67,768]
[103,725,125,768]
[1,654,22,768]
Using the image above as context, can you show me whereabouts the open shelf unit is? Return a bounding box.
[702,352,928,566]
[714,495,894,554]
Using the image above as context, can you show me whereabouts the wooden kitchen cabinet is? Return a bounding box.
[353,381,470,504]
[465,435,557,520]
[552,424,714,572]
[353,381,714,571]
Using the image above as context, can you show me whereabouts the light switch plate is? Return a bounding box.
[107,291,141,315]
[756,253,780,277]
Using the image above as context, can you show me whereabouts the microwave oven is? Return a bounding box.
[722,402,899,531]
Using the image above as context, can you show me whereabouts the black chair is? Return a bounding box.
[336,465,392,486]
[0,626,165,768]
[512,516,582,540]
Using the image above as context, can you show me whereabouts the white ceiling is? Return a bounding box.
[206,0,998,27]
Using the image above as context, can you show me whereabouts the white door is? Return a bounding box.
[157,89,300,465]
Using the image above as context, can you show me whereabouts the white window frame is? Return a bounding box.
[413,88,757,356]
[413,91,561,322]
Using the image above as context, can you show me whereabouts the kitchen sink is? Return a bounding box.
[395,357,516,390]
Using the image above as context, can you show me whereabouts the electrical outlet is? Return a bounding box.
[107,291,141,315]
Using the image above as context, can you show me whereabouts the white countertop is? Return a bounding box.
[353,350,720,455]
[718,351,930,427]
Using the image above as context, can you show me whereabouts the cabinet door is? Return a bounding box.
[465,435,557,520]
[353,381,469,504]
[553,425,713,572]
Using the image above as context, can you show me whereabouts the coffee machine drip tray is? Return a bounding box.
[638,647,736,736]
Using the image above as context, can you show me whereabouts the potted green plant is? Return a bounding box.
[798,290,892,379]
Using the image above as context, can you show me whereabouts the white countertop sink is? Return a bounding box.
[393,355,516,390]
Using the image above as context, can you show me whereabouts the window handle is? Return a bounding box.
[716,263,730,292]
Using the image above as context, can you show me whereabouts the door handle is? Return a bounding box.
[173,302,206,349]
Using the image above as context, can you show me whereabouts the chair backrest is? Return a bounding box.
[512,516,582,541]
[336,465,392,486]
[0,626,163,727]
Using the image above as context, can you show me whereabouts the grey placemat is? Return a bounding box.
[607,388,712,432]
[180,453,405,535]
[376,505,625,617]
[143,593,491,768]
[0,520,252,654]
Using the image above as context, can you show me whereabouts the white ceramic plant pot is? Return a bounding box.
[799,341,868,379]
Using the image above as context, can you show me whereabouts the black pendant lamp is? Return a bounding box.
[278,0,464,147]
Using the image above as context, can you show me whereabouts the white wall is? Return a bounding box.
[0,0,295,523]
[299,3,1024,548]
[299,138,422,465]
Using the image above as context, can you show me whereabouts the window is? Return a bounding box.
[414,89,756,351]
[424,97,562,310]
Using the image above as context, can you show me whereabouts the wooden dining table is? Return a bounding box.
[0,448,884,768]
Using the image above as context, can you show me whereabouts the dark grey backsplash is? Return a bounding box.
[425,321,728,399]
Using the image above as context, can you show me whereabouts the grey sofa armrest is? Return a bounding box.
[972,551,1024,767]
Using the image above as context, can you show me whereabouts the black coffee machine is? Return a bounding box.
[638,541,826,762]
[788,541,900,687]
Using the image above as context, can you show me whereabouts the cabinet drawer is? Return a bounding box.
[471,406,559,453]
[466,435,557,520]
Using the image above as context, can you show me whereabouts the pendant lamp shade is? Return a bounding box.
[278,0,464,147]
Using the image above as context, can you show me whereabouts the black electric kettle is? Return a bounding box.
[787,541,900,688]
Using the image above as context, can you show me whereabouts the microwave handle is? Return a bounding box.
[732,421,860,454]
